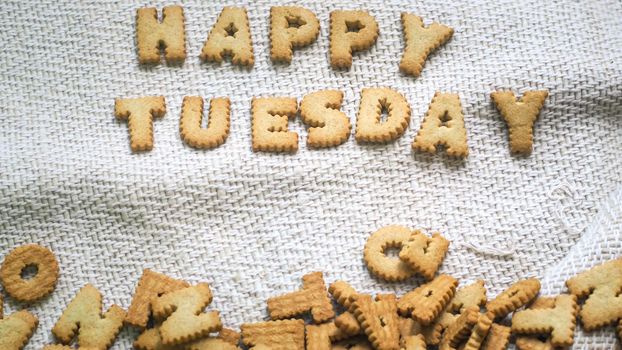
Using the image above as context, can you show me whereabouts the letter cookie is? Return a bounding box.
[241,319,305,350]
[333,337,373,350]
[115,96,166,152]
[200,7,254,67]
[300,90,351,148]
[355,88,411,143]
[439,307,492,350]
[267,271,334,323]
[403,334,427,350]
[306,321,351,350]
[251,97,298,152]
[135,325,240,350]
[400,13,453,77]
[329,280,362,334]
[351,293,401,350]
[491,90,548,154]
[397,274,458,325]
[412,92,468,157]
[364,225,415,282]
[399,231,450,280]
[152,283,222,345]
[270,7,320,63]
[180,97,231,149]
[136,6,186,64]
[0,294,38,350]
[0,243,59,302]
[486,278,540,319]
[329,10,379,69]
[512,294,577,348]
[126,269,189,329]
[52,284,126,350]
[566,258,622,331]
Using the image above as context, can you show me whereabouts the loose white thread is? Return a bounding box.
[548,181,590,235]
[462,241,515,257]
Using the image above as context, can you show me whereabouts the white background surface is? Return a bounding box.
[0,0,621,348]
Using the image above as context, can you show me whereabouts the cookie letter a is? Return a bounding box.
[180,97,231,149]
[200,7,254,67]
[115,96,166,152]
[355,88,411,143]
[251,97,298,152]
[400,13,453,77]
[136,6,186,64]
[329,11,379,69]
[270,7,320,63]
[491,90,548,155]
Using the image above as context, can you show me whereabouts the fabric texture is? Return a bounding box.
[0,0,620,349]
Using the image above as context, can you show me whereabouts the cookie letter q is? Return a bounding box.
[115,96,166,152]
[329,10,379,69]
[270,6,320,63]
[200,7,254,67]
[136,5,186,64]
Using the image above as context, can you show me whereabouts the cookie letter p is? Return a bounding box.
[329,10,379,69]
[115,96,166,152]
[270,7,320,63]
[136,6,186,64]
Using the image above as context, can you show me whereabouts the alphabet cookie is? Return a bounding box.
[0,243,59,302]
[251,97,299,152]
[135,325,240,350]
[351,293,401,350]
[397,274,458,325]
[355,88,411,143]
[399,230,450,280]
[0,294,38,350]
[306,321,351,350]
[267,271,334,323]
[481,324,511,350]
[439,307,492,350]
[180,97,231,149]
[136,6,186,64]
[512,294,577,348]
[329,280,362,334]
[300,90,351,148]
[491,90,548,154]
[486,278,540,319]
[115,96,166,152]
[270,6,320,63]
[399,13,453,77]
[200,7,254,67]
[241,319,305,350]
[363,225,415,281]
[329,10,379,69]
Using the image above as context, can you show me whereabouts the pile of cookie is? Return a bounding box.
[0,226,620,350]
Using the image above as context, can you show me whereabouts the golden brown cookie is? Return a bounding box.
[135,325,240,350]
[335,312,362,335]
[481,324,511,350]
[566,258,622,331]
[363,225,415,282]
[399,13,453,77]
[200,7,254,67]
[0,307,38,350]
[180,96,231,149]
[52,284,126,350]
[491,90,548,155]
[115,96,166,152]
[486,278,540,319]
[153,283,222,345]
[270,6,320,63]
[412,92,468,158]
[512,294,577,348]
[329,280,362,334]
[351,293,400,350]
[136,5,186,64]
[267,271,334,323]
[251,97,299,152]
[514,298,564,350]
[402,334,427,350]
[332,336,373,350]
[241,319,305,350]
[126,269,189,329]
[219,328,241,345]
[439,307,492,350]
[355,88,411,143]
[397,274,458,325]
[134,326,183,350]
[0,244,59,302]
[300,90,351,148]
[306,321,350,350]
[329,10,379,69]
[398,230,450,280]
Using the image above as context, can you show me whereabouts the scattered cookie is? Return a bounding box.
[270,6,320,63]
[403,334,427,350]
[180,96,231,149]
[241,319,305,350]
[363,225,415,282]
[0,243,59,302]
[355,88,411,143]
[267,271,334,323]
[412,92,468,157]
[399,230,450,280]
[332,336,373,350]
[397,274,458,325]
[251,97,299,152]
[491,90,548,155]
[219,328,241,345]
[136,5,186,64]
[486,278,540,319]
[152,283,222,345]
[566,258,622,331]
[481,323,511,350]
[329,280,362,334]
[421,280,487,345]
[512,294,577,348]
[126,269,190,329]
[351,293,400,350]
[306,321,351,350]
[329,10,379,69]
[335,311,362,335]
[134,326,182,350]
[514,298,558,350]
[300,90,351,148]
[399,13,453,77]
[42,346,99,350]
[440,307,492,350]
[52,284,126,350]
[0,301,38,350]
[200,7,254,66]
[115,96,166,152]
[135,324,239,350]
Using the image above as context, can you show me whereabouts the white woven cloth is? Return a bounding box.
[0,0,621,349]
